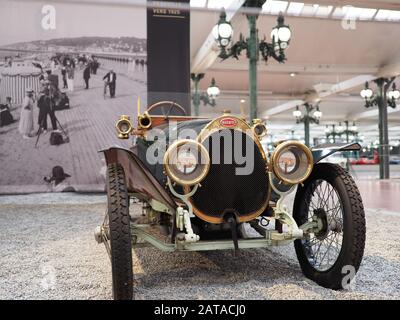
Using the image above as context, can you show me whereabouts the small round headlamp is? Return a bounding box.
[116,115,132,139]
[270,141,313,185]
[164,139,210,186]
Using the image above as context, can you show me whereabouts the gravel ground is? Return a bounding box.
[0,193,399,300]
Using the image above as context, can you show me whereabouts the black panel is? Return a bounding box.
[147,0,191,115]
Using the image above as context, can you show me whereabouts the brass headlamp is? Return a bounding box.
[116,115,133,139]
[164,139,210,186]
[270,140,313,185]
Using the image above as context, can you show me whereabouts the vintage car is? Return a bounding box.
[95,101,366,300]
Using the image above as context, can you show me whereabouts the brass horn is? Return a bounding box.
[138,111,152,129]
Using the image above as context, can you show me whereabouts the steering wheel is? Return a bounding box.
[146,101,187,117]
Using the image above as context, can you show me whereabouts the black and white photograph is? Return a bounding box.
[0,0,147,193]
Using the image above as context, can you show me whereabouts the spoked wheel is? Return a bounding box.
[104,163,133,300]
[293,163,366,289]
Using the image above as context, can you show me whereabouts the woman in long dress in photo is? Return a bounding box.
[18,88,35,139]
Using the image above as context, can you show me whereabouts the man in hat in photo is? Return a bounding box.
[37,87,57,133]
[46,69,59,90]
[44,166,74,192]
[103,69,117,98]
[83,62,91,89]
[61,66,68,89]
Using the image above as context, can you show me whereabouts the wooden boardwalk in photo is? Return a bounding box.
[0,66,147,193]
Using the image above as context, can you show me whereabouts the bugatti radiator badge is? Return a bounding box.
[219,117,237,127]
[96,100,366,300]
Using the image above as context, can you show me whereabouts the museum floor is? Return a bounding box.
[0,171,399,300]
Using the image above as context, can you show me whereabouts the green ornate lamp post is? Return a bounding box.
[341,121,358,143]
[360,78,399,179]
[325,122,358,143]
[212,1,291,121]
[191,73,220,116]
[325,124,342,143]
[292,103,322,147]
[332,121,358,169]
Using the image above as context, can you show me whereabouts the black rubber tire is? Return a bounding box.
[107,163,133,300]
[293,163,366,290]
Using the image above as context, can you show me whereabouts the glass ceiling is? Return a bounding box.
[190,0,400,22]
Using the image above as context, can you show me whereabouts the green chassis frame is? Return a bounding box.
[126,172,321,253]
[131,224,296,252]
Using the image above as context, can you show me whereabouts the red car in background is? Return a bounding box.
[351,151,379,165]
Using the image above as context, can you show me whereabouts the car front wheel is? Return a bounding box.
[293,163,366,289]
[105,163,133,300]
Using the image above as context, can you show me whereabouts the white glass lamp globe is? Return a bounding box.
[280,42,288,50]
[271,16,291,53]
[220,38,229,46]
[361,88,373,99]
[212,21,233,47]
[313,110,322,119]
[207,85,220,98]
[278,26,291,42]
[293,109,302,118]
[389,89,400,100]
[218,22,233,39]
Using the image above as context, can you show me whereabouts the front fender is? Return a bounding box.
[99,146,177,212]
[312,142,361,164]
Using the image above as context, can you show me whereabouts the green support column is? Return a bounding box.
[247,15,259,121]
[376,79,390,179]
[344,121,350,171]
[191,73,204,117]
[193,78,200,117]
[296,103,320,147]
[303,103,312,147]
[304,118,310,147]
[332,125,336,143]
